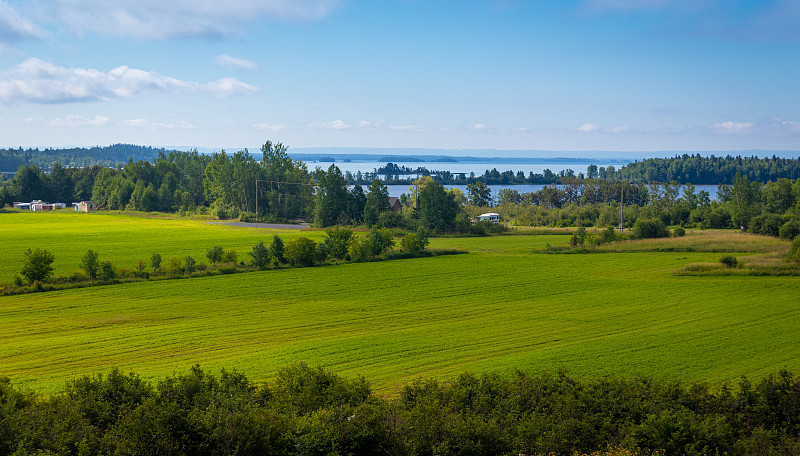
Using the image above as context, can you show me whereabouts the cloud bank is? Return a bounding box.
[0,58,259,104]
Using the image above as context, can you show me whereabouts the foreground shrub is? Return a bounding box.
[98,260,116,280]
[749,214,784,237]
[673,226,686,237]
[3,367,800,455]
[249,241,270,269]
[80,249,100,280]
[324,226,354,259]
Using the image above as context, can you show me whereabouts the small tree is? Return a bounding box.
[600,226,616,244]
[270,235,285,264]
[285,237,317,267]
[348,235,375,262]
[184,256,197,273]
[135,260,147,278]
[324,226,354,259]
[81,249,100,280]
[249,241,270,270]
[98,260,116,280]
[20,248,55,284]
[223,250,238,264]
[632,218,669,239]
[206,246,224,265]
[151,252,162,272]
[367,227,395,256]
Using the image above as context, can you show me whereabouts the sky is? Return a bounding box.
[0,0,799,154]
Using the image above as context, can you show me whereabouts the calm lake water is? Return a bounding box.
[314,161,625,176]
[379,184,720,201]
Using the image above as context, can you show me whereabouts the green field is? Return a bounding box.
[2,211,799,394]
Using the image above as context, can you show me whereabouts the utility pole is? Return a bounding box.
[619,183,624,233]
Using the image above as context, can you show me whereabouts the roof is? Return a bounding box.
[388,197,402,206]
[480,212,500,217]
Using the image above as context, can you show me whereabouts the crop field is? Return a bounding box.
[1,211,800,394]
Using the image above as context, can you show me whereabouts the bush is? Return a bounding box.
[367,227,395,256]
[749,214,783,237]
[632,218,669,239]
[98,260,116,280]
[779,220,800,240]
[348,235,375,262]
[720,255,738,268]
[672,226,686,237]
[222,250,238,264]
[788,236,800,263]
[20,248,55,284]
[163,257,183,275]
[285,237,317,267]
[600,226,617,244]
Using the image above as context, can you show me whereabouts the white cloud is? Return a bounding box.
[120,118,197,130]
[252,122,287,132]
[472,123,488,131]
[48,0,340,39]
[310,120,349,130]
[0,1,44,42]
[389,124,423,132]
[49,114,109,127]
[214,54,257,71]
[711,121,754,135]
[0,58,259,104]
[577,123,599,132]
[606,125,631,133]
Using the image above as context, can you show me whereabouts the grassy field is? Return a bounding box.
[1,211,799,395]
[0,210,322,280]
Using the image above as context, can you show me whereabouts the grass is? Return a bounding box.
[1,213,799,395]
[0,210,324,281]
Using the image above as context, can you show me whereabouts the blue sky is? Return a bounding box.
[0,0,799,153]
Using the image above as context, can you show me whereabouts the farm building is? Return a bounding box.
[388,197,403,214]
[13,200,66,211]
[479,212,500,223]
[76,201,97,212]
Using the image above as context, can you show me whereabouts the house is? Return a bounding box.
[479,212,500,223]
[388,197,403,214]
[77,201,97,212]
[12,202,31,210]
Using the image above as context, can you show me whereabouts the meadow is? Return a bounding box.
[1,210,799,395]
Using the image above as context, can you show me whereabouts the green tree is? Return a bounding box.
[98,260,116,280]
[270,235,286,264]
[206,246,224,265]
[81,249,100,280]
[313,164,348,227]
[362,200,378,227]
[249,241,270,270]
[366,179,390,213]
[183,256,197,273]
[324,226,354,259]
[150,252,162,272]
[20,248,55,284]
[632,218,669,239]
[467,181,492,207]
[285,237,317,267]
[418,181,461,232]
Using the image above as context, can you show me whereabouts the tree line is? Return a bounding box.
[0,144,162,172]
[2,364,800,455]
